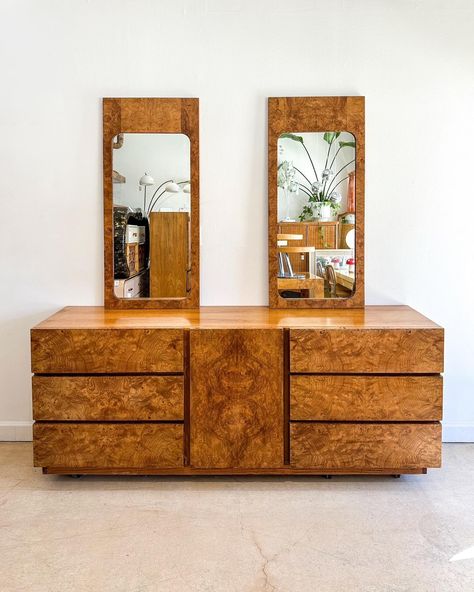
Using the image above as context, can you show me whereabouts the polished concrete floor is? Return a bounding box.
[0,443,473,592]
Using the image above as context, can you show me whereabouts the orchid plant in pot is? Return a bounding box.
[279,132,355,222]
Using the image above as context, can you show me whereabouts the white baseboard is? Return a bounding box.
[442,422,474,443]
[0,421,473,443]
[0,421,33,441]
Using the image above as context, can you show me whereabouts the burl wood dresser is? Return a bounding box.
[31,305,444,476]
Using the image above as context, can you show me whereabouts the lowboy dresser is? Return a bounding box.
[31,305,444,476]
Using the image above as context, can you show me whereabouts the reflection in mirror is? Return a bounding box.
[276,131,356,300]
[112,133,191,299]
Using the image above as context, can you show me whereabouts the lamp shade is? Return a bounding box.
[182,183,191,194]
[165,181,181,193]
[139,173,154,186]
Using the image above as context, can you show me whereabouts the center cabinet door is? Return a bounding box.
[190,329,284,469]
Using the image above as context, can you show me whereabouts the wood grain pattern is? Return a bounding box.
[33,423,184,469]
[278,221,340,261]
[103,98,199,309]
[31,305,443,330]
[290,422,441,469]
[190,329,284,468]
[278,273,324,299]
[334,269,355,291]
[306,222,338,250]
[290,328,444,373]
[31,329,184,373]
[279,246,316,253]
[149,212,190,298]
[32,375,184,420]
[268,96,365,309]
[277,233,304,240]
[283,328,290,464]
[30,306,443,476]
[291,375,443,421]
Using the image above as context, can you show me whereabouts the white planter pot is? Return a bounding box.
[314,202,333,221]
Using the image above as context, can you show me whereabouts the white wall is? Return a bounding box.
[113,133,191,212]
[0,0,473,441]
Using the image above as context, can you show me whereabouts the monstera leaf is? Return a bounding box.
[280,132,304,143]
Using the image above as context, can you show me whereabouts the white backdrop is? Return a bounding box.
[113,133,191,212]
[0,0,473,441]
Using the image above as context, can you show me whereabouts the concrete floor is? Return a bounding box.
[0,444,473,592]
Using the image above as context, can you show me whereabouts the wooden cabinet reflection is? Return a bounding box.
[278,222,340,273]
[149,212,191,298]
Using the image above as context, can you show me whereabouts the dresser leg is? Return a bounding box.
[392,474,401,478]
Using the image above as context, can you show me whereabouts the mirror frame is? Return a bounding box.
[103,97,199,309]
[268,96,365,309]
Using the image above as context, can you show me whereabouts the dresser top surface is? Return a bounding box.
[32,306,442,330]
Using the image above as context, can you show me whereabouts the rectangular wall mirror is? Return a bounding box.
[103,98,199,309]
[268,96,364,308]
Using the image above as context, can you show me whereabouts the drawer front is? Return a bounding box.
[33,375,184,421]
[31,328,184,374]
[291,375,443,421]
[291,422,441,470]
[33,423,183,469]
[290,328,444,373]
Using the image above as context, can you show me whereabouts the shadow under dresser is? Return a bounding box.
[30,306,444,476]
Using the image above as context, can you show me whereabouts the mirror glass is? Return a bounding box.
[276,131,356,300]
[112,133,191,299]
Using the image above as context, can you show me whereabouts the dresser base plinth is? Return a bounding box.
[41,466,429,476]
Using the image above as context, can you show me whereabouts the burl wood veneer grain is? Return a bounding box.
[290,423,442,469]
[33,375,184,421]
[190,329,284,468]
[31,329,183,374]
[31,305,443,330]
[103,97,199,309]
[268,96,365,309]
[290,329,444,373]
[290,375,443,421]
[33,423,183,469]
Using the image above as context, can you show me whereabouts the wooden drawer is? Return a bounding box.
[32,375,184,421]
[290,422,441,470]
[290,328,444,373]
[33,423,183,469]
[31,328,184,374]
[291,375,443,421]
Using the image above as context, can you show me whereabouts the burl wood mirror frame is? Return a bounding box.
[268,96,365,309]
[103,97,199,309]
